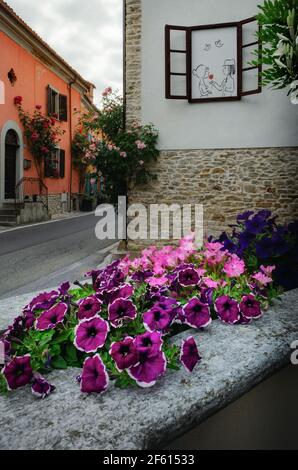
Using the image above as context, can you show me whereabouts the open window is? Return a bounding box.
[47,85,68,121]
[165,17,261,103]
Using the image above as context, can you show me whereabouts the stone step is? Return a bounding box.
[0,220,17,227]
[0,214,17,221]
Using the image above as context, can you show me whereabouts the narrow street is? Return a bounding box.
[0,213,117,299]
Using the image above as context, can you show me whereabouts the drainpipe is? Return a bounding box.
[68,79,76,212]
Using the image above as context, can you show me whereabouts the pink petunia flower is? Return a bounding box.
[223,254,245,278]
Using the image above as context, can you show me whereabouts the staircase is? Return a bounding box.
[0,203,20,227]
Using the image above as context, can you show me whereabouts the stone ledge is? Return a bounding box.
[0,289,297,450]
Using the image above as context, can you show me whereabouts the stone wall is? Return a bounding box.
[125,0,298,249]
[47,193,67,216]
[128,148,298,244]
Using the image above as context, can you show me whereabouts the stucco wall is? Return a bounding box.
[0,30,82,210]
[125,0,298,247]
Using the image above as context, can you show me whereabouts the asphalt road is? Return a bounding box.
[0,213,117,300]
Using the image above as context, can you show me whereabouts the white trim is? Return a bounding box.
[0,120,24,208]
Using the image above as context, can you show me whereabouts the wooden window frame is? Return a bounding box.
[47,85,68,121]
[165,17,262,103]
[44,148,65,178]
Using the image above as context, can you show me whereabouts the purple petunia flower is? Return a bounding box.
[131,270,154,283]
[109,337,139,371]
[178,268,200,287]
[180,336,201,372]
[128,351,167,388]
[74,316,109,353]
[236,211,254,224]
[215,295,240,324]
[80,354,109,394]
[128,332,166,387]
[134,331,163,356]
[256,237,273,259]
[35,303,68,331]
[31,375,56,399]
[2,355,33,390]
[77,296,102,320]
[245,214,267,235]
[108,298,137,328]
[27,290,59,312]
[58,282,71,297]
[107,284,134,304]
[240,295,262,320]
[183,298,212,329]
[143,306,172,333]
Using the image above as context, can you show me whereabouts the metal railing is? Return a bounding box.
[15,177,48,211]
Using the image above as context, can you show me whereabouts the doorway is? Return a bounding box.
[5,129,19,200]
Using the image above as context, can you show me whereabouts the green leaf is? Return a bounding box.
[51,355,68,369]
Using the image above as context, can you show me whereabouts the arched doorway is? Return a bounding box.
[5,129,19,199]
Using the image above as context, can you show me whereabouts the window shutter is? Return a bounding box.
[240,17,262,96]
[44,155,52,178]
[165,25,189,99]
[59,94,68,121]
[47,85,52,115]
[59,149,65,178]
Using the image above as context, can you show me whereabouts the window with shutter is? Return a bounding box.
[165,25,189,99]
[240,17,262,96]
[59,149,65,178]
[59,95,68,121]
[165,16,262,102]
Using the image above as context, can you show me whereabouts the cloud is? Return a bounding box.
[6,0,123,105]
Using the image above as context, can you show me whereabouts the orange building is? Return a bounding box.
[0,0,96,223]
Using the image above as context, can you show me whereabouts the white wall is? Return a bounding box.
[141,0,298,150]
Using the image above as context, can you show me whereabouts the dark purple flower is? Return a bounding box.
[245,214,267,235]
[27,291,59,312]
[178,268,200,287]
[35,303,68,331]
[109,337,139,371]
[143,306,172,332]
[215,295,240,324]
[7,315,24,337]
[2,355,33,390]
[77,296,102,320]
[180,336,201,372]
[239,295,262,320]
[58,282,70,297]
[23,310,35,330]
[108,298,137,328]
[271,234,289,256]
[74,316,109,353]
[107,284,134,304]
[174,306,186,324]
[200,287,214,306]
[134,331,163,356]
[238,231,255,250]
[256,237,273,258]
[183,298,212,329]
[128,332,166,387]
[80,354,109,394]
[257,209,272,220]
[131,270,154,283]
[236,211,254,224]
[31,375,55,399]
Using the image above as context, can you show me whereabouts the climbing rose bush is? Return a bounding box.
[0,232,280,397]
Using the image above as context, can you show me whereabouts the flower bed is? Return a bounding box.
[0,211,296,398]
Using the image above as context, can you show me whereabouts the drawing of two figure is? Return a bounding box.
[193,58,236,97]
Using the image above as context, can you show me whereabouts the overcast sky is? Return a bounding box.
[7,0,123,105]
